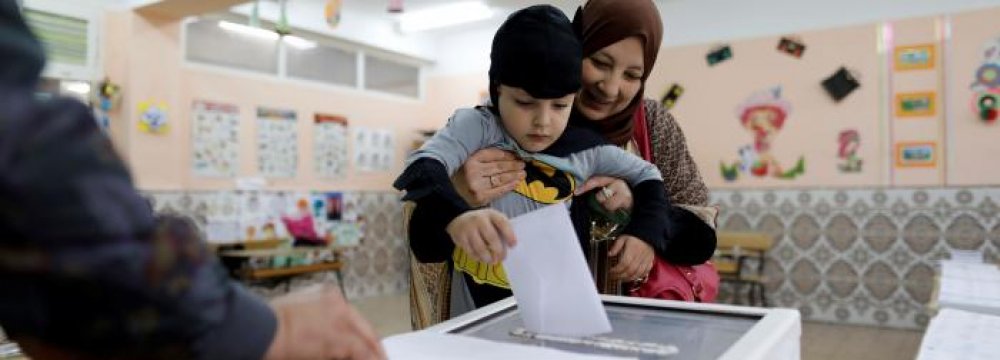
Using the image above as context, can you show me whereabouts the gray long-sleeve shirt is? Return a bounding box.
[406,107,662,218]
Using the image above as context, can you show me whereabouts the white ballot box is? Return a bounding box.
[418,295,800,360]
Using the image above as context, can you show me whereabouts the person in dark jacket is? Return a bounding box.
[0,3,385,359]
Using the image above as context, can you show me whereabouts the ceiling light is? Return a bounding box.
[283,35,317,49]
[218,20,279,40]
[398,1,493,33]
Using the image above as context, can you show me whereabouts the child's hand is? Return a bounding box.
[446,209,518,264]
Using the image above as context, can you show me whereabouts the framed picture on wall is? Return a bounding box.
[895,91,936,117]
[894,44,936,71]
[895,142,936,168]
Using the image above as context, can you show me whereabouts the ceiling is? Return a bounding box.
[322,0,583,16]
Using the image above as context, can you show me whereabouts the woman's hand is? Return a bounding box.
[446,209,518,264]
[608,235,654,283]
[452,148,526,207]
[575,176,633,212]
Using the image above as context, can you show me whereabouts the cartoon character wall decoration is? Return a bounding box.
[837,129,862,173]
[94,77,120,133]
[971,36,1000,124]
[324,0,342,28]
[720,87,805,181]
[137,100,169,134]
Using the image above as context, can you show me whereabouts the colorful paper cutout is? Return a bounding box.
[706,45,732,66]
[822,67,860,102]
[324,0,342,28]
[660,84,684,110]
[895,91,936,117]
[777,37,805,58]
[971,36,1000,123]
[837,129,862,173]
[894,44,936,71]
[896,142,936,168]
[974,90,999,123]
[720,87,805,181]
[137,100,169,134]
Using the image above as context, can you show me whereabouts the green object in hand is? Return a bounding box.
[588,192,630,226]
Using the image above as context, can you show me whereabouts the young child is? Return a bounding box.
[394,5,672,308]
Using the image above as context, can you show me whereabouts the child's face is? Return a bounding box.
[496,85,574,152]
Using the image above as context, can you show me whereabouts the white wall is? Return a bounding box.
[429,0,1000,76]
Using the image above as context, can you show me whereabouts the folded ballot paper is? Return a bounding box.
[502,204,612,336]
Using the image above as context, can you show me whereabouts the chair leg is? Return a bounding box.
[758,284,767,307]
[746,282,755,306]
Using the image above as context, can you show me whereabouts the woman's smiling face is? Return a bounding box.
[575,37,645,122]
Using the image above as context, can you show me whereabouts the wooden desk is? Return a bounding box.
[218,246,347,296]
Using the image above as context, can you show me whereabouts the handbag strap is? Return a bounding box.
[632,103,654,162]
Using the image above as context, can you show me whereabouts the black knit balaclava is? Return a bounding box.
[488,5,582,107]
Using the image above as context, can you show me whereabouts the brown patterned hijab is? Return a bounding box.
[571,0,664,146]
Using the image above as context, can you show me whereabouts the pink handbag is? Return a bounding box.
[629,260,720,302]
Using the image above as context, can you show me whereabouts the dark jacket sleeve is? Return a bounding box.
[643,99,716,265]
[0,95,275,360]
[621,181,716,266]
[394,158,471,263]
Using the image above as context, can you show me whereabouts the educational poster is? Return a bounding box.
[192,100,239,177]
[314,113,349,179]
[720,87,805,181]
[971,36,1000,123]
[203,191,241,243]
[313,191,362,247]
[352,127,394,172]
[837,129,862,173]
[325,192,343,221]
[256,107,298,178]
[896,142,937,168]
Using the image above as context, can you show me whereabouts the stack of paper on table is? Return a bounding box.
[916,308,1000,360]
[937,261,1000,315]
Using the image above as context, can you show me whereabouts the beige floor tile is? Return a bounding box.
[352,291,412,337]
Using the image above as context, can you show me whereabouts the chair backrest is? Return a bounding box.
[713,231,774,277]
[716,231,774,253]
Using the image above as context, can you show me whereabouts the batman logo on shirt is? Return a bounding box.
[514,160,576,204]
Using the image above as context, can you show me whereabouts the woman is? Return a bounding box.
[408,0,717,328]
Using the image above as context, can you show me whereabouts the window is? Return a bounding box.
[286,43,357,87]
[185,19,280,74]
[364,55,421,98]
[23,9,89,66]
[183,17,425,99]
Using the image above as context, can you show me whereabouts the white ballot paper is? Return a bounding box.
[383,332,633,360]
[502,204,612,336]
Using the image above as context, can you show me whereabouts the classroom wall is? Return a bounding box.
[643,6,1000,189]
[104,11,439,192]
[108,6,1000,192]
[946,9,1000,185]
[647,24,885,188]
